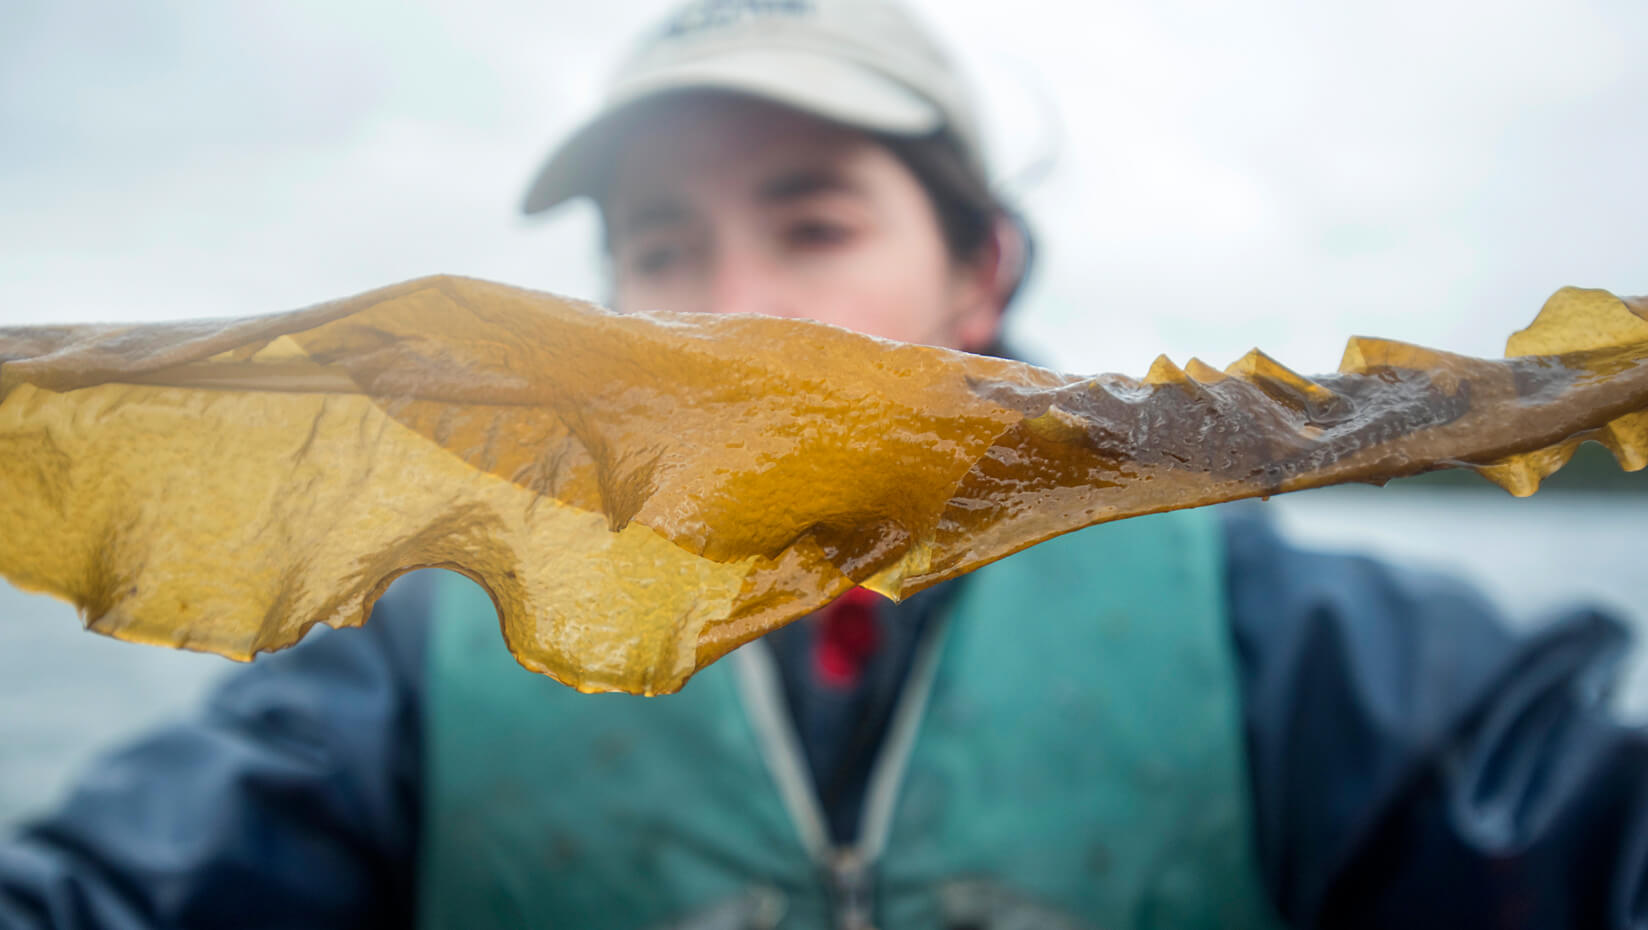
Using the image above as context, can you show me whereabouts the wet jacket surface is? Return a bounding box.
[2,509,1645,929]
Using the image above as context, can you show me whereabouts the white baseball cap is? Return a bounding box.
[520,0,985,214]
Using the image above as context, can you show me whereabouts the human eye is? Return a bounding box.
[622,238,688,278]
[783,216,856,250]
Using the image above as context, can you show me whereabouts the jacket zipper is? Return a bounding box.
[733,613,951,930]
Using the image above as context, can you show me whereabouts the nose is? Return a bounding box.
[706,240,797,320]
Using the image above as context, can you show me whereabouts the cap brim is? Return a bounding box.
[521,48,943,215]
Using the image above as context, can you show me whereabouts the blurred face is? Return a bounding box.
[605,94,1002,352]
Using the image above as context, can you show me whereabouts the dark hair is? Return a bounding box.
[874,129,1036,311]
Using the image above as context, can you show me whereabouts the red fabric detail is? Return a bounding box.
[814,587,883,690]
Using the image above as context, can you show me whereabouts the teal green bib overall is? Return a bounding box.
[419,510,1281,929]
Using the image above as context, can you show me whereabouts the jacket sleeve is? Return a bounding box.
[1224,509,1648,930]
[0,571,435,930]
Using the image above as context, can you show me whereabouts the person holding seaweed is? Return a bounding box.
[3,2,1646,928]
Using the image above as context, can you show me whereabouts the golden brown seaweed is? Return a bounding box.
[1,276,1643,694]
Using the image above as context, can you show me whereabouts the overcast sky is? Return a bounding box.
[2,0,1644,376]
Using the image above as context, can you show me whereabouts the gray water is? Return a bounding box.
[2,486,1645,833]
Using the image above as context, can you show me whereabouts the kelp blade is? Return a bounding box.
[0,277,1643,694]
